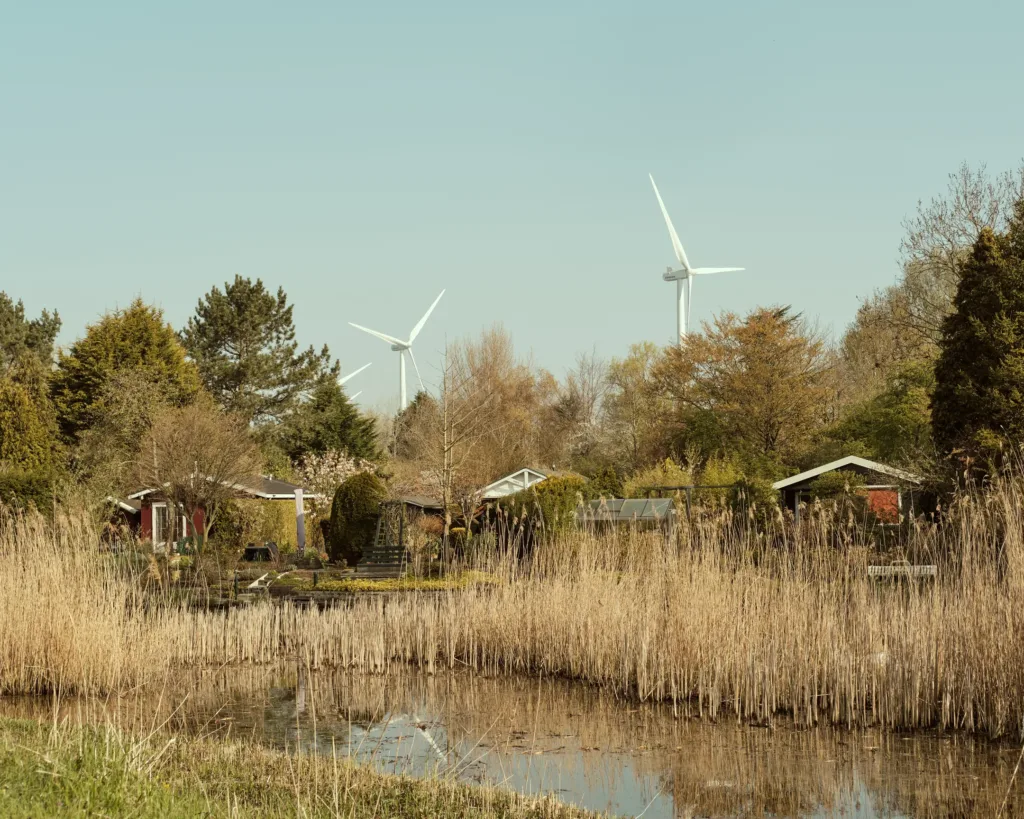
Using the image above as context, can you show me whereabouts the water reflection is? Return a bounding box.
[3,668,1021,817]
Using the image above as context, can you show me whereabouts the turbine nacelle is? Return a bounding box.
[349,289,445,409]
[649,174,745,342]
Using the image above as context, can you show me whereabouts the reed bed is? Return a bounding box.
[4,473,1024,738]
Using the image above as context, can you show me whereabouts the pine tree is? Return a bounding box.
[0,292,60,373]
[181,276,334,425]
[932,202,1024,466]
[50,300,201,442]
[277,376,377,462]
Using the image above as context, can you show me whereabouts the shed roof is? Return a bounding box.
[772,456,922,491]
[480,467,551,500]
[579,498,676,523]
[398,495,443,510]
[128,475,313,501]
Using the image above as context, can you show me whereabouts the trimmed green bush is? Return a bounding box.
[327,471,387,565]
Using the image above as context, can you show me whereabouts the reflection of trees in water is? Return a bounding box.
[2,668,1020,817]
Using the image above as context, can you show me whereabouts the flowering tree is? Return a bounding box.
[295,449,374,548]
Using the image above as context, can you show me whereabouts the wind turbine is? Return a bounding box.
[339,362,370,402]
[349,290,445,409]
[649,174,744,344]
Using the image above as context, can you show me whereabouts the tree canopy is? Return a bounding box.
[0,292,60,373]
[181,276,334,425]
[276,376,377,462]
[654,307,832,476]
[0,373,61,473]
[932,202,1024,467]
[50,300,201,442]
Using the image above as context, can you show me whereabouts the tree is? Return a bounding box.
[135,402,262,547]
[541,350,609,471]
[0,292,60,373]
[836,163,1024,413]
[181,276,334,425]
[654,307,832,474]
[327,471,387,565]
[51,300,201,442]
[817,362,934,467]
[0,382,58,473]
[932,207,1024,467]
[276,376,377,462]
[445,325,544,483]
[898,162,1024,346]
[74,368,172,495]
[294,449,374,550]
[605,342,668,471]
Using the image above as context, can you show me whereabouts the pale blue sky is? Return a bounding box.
[2,1,1022,410]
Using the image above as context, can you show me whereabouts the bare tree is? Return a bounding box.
[548,349,608,465]
[897,161,1024,345]
[135,402,262,548]
[407,346,498,559]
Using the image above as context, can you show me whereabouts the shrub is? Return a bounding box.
[210,498,296,552]
[327,472,387,565]
[497,474,587,539]
[586,465,623,499]
[623,458,691,499]
[0,470,54,514]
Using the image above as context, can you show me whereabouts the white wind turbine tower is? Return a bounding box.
[349,290,445,409]
[339,362,371,401]
[649,174,744,344]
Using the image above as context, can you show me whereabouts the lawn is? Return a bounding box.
[0,718,598,819]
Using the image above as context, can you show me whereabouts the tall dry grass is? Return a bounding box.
[5,471,1024,738]
[0,511,171,694]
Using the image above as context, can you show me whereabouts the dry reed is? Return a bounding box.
[4,472,1024,739]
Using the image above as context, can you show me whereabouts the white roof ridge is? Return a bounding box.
[772,456,922,490]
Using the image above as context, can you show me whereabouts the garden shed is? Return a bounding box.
[772,456,922,523]
[117,476,314,548]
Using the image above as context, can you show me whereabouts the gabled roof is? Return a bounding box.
[128,475,314,501]
[398,495,443,510]
[480,467,551,500]
[772,456,922,491]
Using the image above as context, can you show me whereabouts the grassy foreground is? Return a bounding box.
[0,717,597,819]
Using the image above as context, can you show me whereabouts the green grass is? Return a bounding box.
[273,570,498,594]
[0,718,597,818]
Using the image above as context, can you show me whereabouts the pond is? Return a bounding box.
[3,667,1021,817]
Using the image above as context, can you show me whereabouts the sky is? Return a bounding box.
[2,1,1023,412]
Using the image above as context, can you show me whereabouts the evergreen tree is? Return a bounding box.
[50,300,201,442]
[277,376,377,462]
[0,292,60,372]
[181,276,334,425]
[0,356,62,472]
[932,204,1024,467]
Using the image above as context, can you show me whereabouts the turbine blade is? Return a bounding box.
[649,175,691,270]
[407,348,425,392]
[348,323,405,347]
[338,362,371,385]
[409,290,445,343]
[690,267,745,275]
[349,391,362,401]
